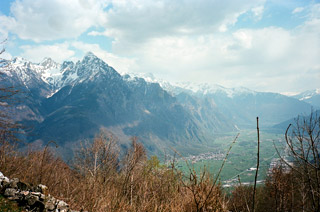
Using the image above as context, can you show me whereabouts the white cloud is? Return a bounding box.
[2,0,319,93]
[20,43,75,63]
[86,1,317,93]
[1,0,109,41]
[292,7,304,14]
[251,6,264,21]
[0,15,15,40]
[103,0,265,53]
[309,3,320,19]
[17,41,137,73]
[87,31,106,36]
[120,18,319,93]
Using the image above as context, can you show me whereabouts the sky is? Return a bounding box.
[0,0,319,94]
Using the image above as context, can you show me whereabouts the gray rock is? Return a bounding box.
[0,177,10,193]
[37,184,48,194]
[9,178,20,188]
[31,191,42,196]
[4,188,17,197]
[45,195,56,210]
[45,201,56,210]
[26,193,39,206]
[1,176,10,185]
[57,200,69,210]
[0,173,77,212]
[39,193,46,201]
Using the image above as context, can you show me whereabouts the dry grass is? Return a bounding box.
[0,130,227,212]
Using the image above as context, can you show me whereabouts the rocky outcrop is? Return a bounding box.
[0,171,80,212]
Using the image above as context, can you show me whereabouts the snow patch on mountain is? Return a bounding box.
[3,56,60,82]
[294,89,320,101]
[1,52,124,98]
[123,73,256,98]
[2,52,263,100]
[123,72,257,98]
[123,72,173,89]
[170,82,256,97]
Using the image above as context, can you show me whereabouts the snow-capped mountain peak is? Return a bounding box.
[173,82,256,97]
[292,89,320,108]
[1,52,121,97]
[84,51,97,58]
[81,51,101,65]
[3,53,287,103]
[12,56,28,64]
[294,89,320,101]
[40,57,59,69]
[74,52,120,82]
[0,57,63,97]
[122,72,257,98]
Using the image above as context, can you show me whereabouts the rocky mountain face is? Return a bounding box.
[1,53,235,155]
[0,53,313,155]
[35,54,214,150]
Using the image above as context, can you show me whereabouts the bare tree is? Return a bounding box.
[74,129,120,181]
[0,40,20,169]
[281,110,320,211]
[121,136,147,205]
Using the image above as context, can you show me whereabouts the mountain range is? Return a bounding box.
[0,53,315,156]
[292,89,320,108]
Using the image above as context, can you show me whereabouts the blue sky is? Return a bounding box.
[0,0,319,94]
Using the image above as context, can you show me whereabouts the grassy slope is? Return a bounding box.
[0,195,24,212]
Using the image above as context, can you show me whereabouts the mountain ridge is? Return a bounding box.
[292,89,320,108]
[0,53,314,156]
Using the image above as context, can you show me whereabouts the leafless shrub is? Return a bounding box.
[282,110,320,211]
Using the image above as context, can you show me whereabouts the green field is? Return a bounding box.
[174,130,286,185]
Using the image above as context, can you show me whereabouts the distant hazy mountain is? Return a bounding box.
[126,75,313,128]
[0,53,313,156]
[292,89,320,108]
[147,81,312,128]
[273,110,320,133]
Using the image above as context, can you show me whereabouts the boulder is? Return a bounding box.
[38,184,48,195]
[26,193,39,206]
[4,188,17,197]
[57,200,69,210]
[10,178,20,188]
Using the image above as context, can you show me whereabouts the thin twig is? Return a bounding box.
[252,117,260,212]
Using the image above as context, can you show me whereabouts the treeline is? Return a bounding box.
[0,110,319,212]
